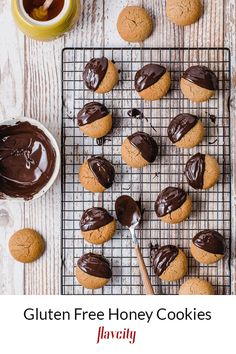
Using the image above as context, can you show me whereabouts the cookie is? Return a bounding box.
[190,230,226,264]
[185,153,220,190]
[179,278,214,295]
[79,156,115,193]
[77,102,112,138]
[166,0,203,26]
[135,64,171,100]
[155,187,192,224]
[75,253,112,289]
[80,207,116,244]
[180,65,218,102]
[9,228,45,263]
[168,113,204,149]
[117,6,153,43]
[83,57,119,94]
[121,132,158,168]
[151,244,187,282]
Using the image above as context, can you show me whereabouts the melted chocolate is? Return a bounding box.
[87,156,115,189]
[151,244,179,276]
[77,253,112,279]
[0,121,56,200]
[168,113,199,143]
[209,114,216,124]
[155,187,187,217]
[193,230,226,255]
[77,102,109,127]
[83,57,108,91]
[127,109,144,120]
[135,64,166,92]
[80,207,113,231]
[185,153,205,189]
[115,195,141,228]
[128,132,158,163]
[183,65,218,91]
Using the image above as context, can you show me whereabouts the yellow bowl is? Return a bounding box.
[12,0,81,41]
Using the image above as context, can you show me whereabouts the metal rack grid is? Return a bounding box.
[61,47,231,295]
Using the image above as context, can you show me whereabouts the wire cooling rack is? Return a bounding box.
[61,48,231,295]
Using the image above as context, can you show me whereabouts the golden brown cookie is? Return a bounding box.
[79,156,115,193]
[9,228,45,263]
[151,245,188,282]
[117,6,153,43]
[166,0,203,26]
[179,278,214,295]
[75,253,112,289]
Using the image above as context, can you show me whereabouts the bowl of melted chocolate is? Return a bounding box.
[0,117,60,201]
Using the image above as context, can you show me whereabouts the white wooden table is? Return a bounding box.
[0,0,235,295]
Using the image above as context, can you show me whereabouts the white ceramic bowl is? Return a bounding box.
[0,117,61,201]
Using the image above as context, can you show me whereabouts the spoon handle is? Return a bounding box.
[43,0,54,11]
[135,244,154,295]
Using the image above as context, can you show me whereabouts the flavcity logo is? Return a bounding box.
[96,326,136,344]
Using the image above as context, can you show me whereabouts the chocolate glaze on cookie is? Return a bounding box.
[135,64,166,92]
[151,244,179,276]
[87,156,115,189]
[182,66,218,91]
[115,195,141,228]
[83,57,108,91]
[80,207,114,232]
[128,132,158,163]
[155,187,187,217]
[193,230,226,255]
[77,102,109,127]
[77,253,112,279]
[168,113,199,143]
[185,153,205,189]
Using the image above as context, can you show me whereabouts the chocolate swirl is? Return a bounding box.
[135,64,166,92]
[83,57,108,91]
[77,253,112,279]
[80,207,114,231]
[185,153,205,189]
[168,113,199,143]
[193,230,226,255]
[88,156,115,189]
[182,65,218,91]
[77,102,109,127]
[151,244,179,276]
[155,187,187,217]
[128,132,158,163]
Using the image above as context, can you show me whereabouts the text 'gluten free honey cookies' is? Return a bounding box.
[179,278,214,295]
[166,0,203,26]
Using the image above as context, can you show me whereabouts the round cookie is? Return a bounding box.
[179,278,214,295]
[168,113,204,149]
[80,207,116,245]
[180,65,218,102]
[79,156,115,193]
[191,230,226,264]
[135,64,171,100]
[121,131,158,168]
[117,6,153,43]
[151,244,187,282]
[155,187,192,224]
[9,228,45,263]
[77,102,112,139]
[166,0,203,26]
[185,153,220,190]
[76,253,112,289]
[83,57,119,94]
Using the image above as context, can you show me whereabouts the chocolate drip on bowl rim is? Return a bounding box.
[77,253,112,279]
[80,207,114,232]
[155,187,187,217]
[135,64,166,92]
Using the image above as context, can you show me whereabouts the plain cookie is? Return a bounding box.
[179,278,214,295]
[166,0,203,26]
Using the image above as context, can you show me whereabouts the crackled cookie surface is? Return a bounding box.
[166,0,203,26]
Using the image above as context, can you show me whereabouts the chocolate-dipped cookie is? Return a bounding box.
[121,131,158,168]
[79,156,115,193]
[77,102,112,138]
[180,65,218,102]
[76,253,112,289]
[167,113,204,149]
[179,278,214,295]
[151,244,187,282]
[155,187,192,224]
[185,153,220,190]
[190,230,226,264]
[83,57,119,94]
[80,207,116,244]
[134,64,171,100]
